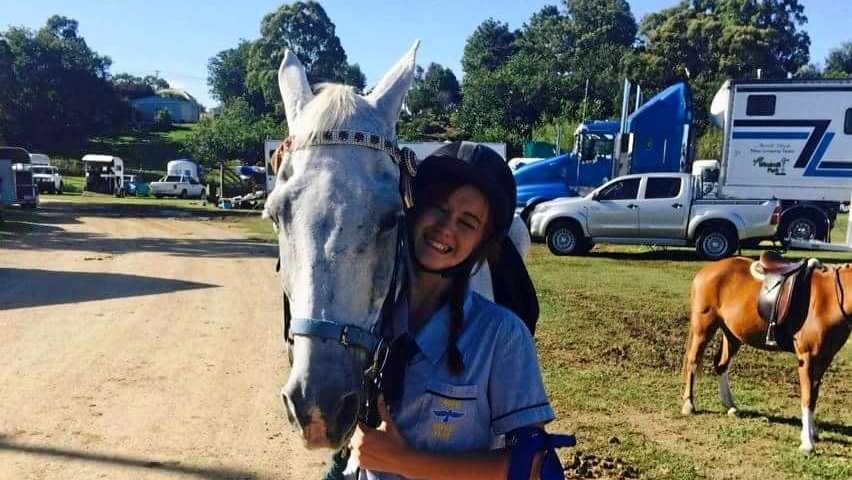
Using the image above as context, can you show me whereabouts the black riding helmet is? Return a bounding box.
[408,141,517,277]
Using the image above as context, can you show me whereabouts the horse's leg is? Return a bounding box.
[796,352,817,454]
[808,356,831,442]
[714,331,741,416]
[681,309,718,415]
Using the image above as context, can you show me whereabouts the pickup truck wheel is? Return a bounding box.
[780,214,827,243]
[154,194,163,199]
[696,225,738,260]
[546,220,587,256]
[179,190,187,199]
[57,182,63,194]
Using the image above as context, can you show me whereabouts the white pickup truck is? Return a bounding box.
[31,165,63,193]
[149,174,204,199]
[529,172,781,260]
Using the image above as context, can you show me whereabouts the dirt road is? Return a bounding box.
[0,201,328,479]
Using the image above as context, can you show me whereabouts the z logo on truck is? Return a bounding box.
[734,119,851,178]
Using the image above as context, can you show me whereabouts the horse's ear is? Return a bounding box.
[366,40,420,130]
[278,50,315,127]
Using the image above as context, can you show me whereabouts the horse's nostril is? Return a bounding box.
[335,391,360,435]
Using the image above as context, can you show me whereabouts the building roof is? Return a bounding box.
[155,88,200,105]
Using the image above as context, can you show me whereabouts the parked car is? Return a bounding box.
[529,172,781,260]
[31,165,63,193]
[149,174,204,199]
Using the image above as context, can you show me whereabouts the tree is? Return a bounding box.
[112,73,155,99]
[0,38,20,142]
[407,63,460,116]
[207,40,262,107]
[627,0,811,130]
[461,18,516,74]
[182,98,284,165]
[1,16,129,151]
[565,0,636,50]
[244,1,361,114]
[825,42,852,77]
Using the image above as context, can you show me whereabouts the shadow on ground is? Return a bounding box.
[0,435,255,479]
[0,269,219,310]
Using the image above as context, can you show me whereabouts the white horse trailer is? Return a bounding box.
[166,159,200,180]
[710,79,852,241]
[82,154,125,195]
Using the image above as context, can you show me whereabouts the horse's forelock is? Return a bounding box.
[291,84,362,150]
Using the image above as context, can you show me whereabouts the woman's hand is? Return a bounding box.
[349,396,410,474]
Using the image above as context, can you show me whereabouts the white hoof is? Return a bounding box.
[799,443,814,455]
[681,400,694,416]
[727,407,738,417]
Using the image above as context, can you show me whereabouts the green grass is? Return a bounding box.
[85,123,198,172]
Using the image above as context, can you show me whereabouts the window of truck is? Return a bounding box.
[644,177,682,199]
[746,95,776,116]
[597,178,640,200]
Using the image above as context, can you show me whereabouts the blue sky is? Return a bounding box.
[5,1,850,108]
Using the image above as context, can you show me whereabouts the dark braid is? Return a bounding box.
[447,275,469,374]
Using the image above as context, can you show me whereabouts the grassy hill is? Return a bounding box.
[84,123,197,172]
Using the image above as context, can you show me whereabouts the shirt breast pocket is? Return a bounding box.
[419,380,484,452]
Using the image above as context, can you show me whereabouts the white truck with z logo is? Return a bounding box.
[702,79,852,242]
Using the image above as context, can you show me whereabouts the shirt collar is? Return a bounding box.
[412,287,475,365]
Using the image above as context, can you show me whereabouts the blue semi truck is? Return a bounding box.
[516,81,693,220]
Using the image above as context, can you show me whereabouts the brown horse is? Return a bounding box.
[682,255,851,454]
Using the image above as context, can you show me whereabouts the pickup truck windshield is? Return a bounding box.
[164,176,182,182]
[31,167,51,174]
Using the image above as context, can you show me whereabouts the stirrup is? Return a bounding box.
[765,323,778,347]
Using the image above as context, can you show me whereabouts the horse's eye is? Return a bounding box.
[378,212,399,235]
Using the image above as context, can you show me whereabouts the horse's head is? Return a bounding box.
[264,44,418,449]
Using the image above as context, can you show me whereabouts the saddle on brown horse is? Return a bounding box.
[756,251,817,350]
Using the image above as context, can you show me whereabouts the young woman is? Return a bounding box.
[348,142,555,480]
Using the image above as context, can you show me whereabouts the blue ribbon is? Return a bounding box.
[506,426,576,480]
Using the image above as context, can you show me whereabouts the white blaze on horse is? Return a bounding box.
[264,43,530,449]
[683,252,851,454]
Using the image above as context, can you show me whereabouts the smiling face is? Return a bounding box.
[412,184,491,272]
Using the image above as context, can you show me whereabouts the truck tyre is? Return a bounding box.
[546,220,588,256]
[179,189,187,199]
[57,182,63,194]
[779,212,828,243]
[696,224,738,260]
[154,194,163,199]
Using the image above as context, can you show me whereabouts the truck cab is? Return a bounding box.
[515,121,618,216]
[516,82,693,219]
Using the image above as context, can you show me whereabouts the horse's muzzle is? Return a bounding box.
[281,382,360,449]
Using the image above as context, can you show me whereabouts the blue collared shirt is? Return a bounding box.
[362,289,554,480]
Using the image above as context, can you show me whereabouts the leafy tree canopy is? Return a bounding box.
[461,18,516,74]
[825,41,852,76]
[244,1,364,115]
[1,15,128,150]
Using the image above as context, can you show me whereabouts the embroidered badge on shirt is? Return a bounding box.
[432,398,464,440]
